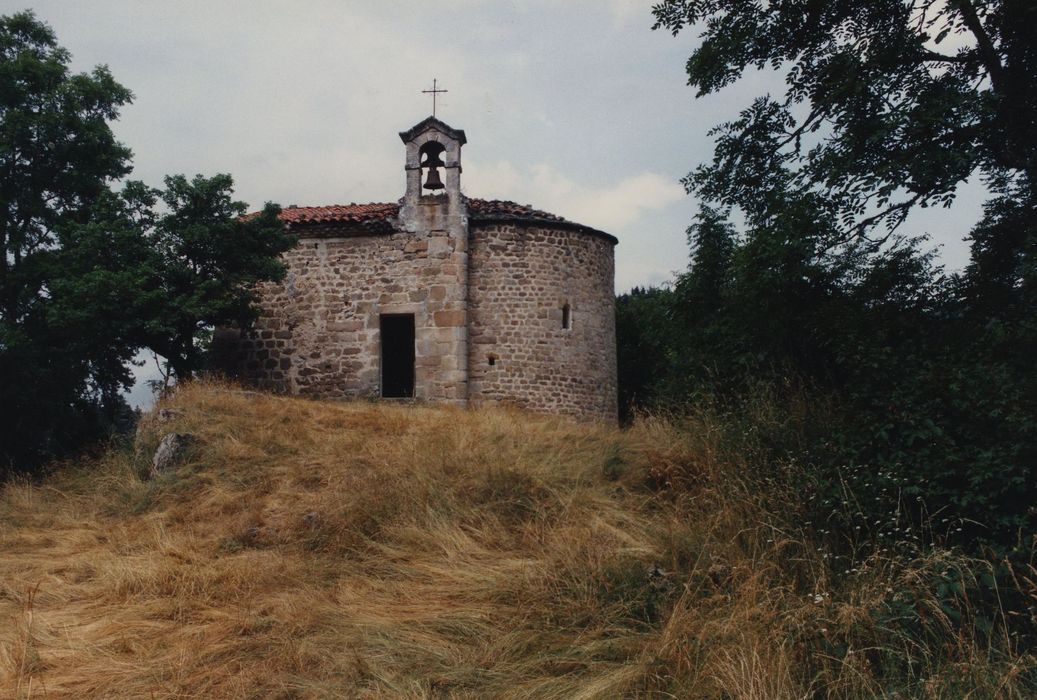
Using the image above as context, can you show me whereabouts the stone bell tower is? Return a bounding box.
[394,116,470,402]
[228,112,618,419]
[399,116,467,231]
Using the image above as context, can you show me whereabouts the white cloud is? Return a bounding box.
[464,160,685,232]
[463,159,695,295]
[608,0,655,27]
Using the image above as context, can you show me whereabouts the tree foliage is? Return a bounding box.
[0,12,294,471]
[617,1,1037,552]
[615,286,675,421]
[52,176,293,382]
[653,0,1036,241]
[0,11,134,467]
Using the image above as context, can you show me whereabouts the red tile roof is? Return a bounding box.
[469,199,617,243]
[271,198,616,243]
[277,202,398,224]
[465,198,570,224]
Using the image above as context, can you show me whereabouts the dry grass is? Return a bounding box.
[1,383,1033,698]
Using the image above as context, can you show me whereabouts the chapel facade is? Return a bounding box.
[224,117,618,421]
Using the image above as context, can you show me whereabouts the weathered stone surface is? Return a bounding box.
[151,433,194,478]
[433,310,465,327]
[467,223,617,420]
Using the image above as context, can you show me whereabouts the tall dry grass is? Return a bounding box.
[1,382,1033,698]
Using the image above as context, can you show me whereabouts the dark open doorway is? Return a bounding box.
[380,314,415,398]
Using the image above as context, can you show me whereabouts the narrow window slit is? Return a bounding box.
[561,303,572,330]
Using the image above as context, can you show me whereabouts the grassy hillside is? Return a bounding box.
[1,384,1032,698]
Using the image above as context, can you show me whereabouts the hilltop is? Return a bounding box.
[1,385,1031,698]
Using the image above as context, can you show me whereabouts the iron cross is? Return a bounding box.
[422,79,447,117]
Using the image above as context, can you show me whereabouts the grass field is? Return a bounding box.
[1,384,1032,698]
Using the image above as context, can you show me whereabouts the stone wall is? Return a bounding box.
[225,213,618,422]
[467,223,618,421]
[227,216,469,402]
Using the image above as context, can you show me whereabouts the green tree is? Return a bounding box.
[0,12,294,471]
[674,206,734,329]
[134,174,291,381]
[615,286,675,419]
[653,0,1036,239]
[0,10,134,467]
[51,176,293,382]
[632,0,1037,549]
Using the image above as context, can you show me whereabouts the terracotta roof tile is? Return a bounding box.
[274,198,574,227]
[267,198,616,243]
[465,198,570,223]
[277,202,398,225]
[465,198,616,243]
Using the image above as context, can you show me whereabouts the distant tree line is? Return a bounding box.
[617,0,1035,555]
[0,11,295,472]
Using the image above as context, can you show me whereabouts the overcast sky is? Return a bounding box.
[19,1,988,402]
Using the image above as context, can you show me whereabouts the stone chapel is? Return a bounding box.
[224,116,618,421]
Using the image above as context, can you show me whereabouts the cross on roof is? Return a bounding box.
[422,79,447,117]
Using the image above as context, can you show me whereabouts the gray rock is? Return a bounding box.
[151,432,194,478]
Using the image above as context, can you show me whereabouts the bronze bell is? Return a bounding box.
[423,166,445,190]
[420,143,447,191]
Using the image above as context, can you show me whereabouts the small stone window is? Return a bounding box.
[561,303,572,330]
[487,353,499,367]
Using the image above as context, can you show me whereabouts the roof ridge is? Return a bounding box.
[465,197,571,221]
[283,202,398,209]
[261,197,615,244]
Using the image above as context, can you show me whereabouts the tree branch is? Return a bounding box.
[821,195,922,254]
[949,0,1005,93]
[916,47,972,64]
[777,106,826,151]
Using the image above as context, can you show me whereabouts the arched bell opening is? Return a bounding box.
[418,141,447,192]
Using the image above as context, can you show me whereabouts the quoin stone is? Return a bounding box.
[219,117,618,421]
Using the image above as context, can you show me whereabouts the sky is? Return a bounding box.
[16,0,989,403]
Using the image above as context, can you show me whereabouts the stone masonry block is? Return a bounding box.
[434,310,465,327]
